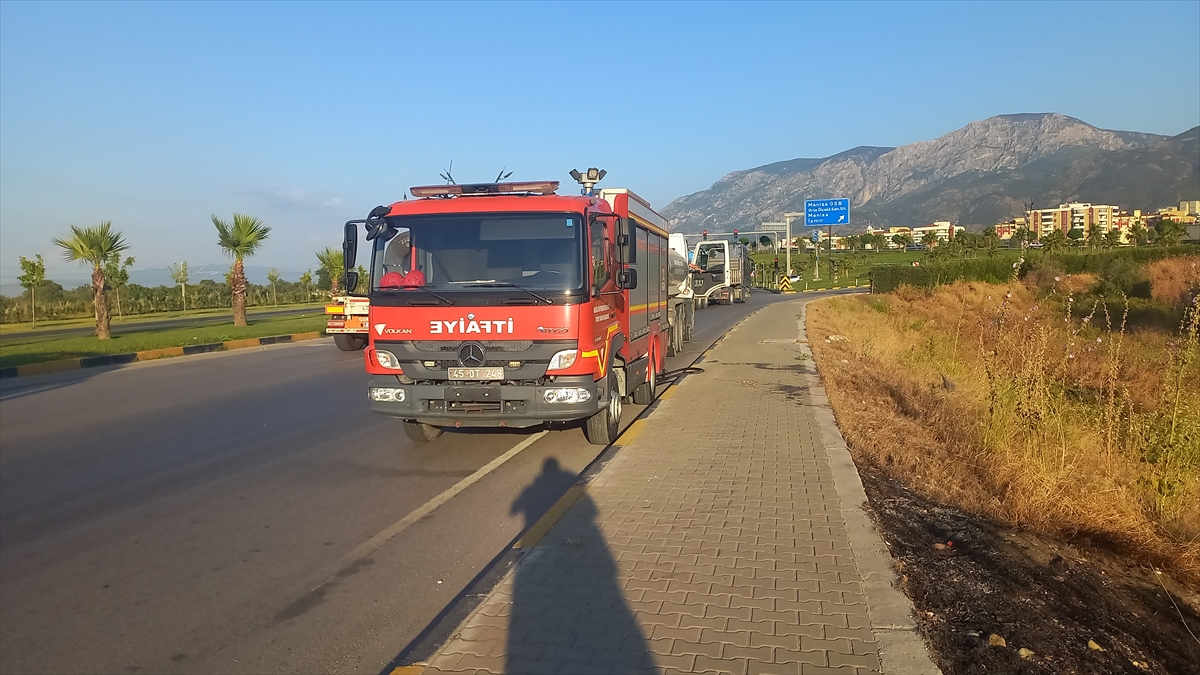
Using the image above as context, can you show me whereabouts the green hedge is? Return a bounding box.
[1028,245,1199,275]
[869,257,1019,293]
[869,245,1200,293]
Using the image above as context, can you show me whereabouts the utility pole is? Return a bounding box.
[783,212,802,281]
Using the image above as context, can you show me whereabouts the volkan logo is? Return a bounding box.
[373,324,412,335]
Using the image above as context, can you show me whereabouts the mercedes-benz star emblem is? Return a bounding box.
[458,342,486,368]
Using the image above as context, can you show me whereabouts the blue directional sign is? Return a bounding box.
[811,230,821,243]
[805,198,850,226]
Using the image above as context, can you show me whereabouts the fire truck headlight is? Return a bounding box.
[547,349,578,371]
[369,387,406,402]
[375,350,403,370]
[543,388,592,404]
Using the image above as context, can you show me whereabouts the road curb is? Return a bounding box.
[795,299,943,675]
[0,331,326,379]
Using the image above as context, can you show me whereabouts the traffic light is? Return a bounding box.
[773,257,779,270]
[733,229,738,237]
[702,229,708,240]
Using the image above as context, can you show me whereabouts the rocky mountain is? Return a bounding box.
[662,114,1200,234]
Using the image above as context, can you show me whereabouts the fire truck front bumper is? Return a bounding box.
[367,375,604,428]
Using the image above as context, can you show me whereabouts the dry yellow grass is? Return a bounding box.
[808,278,1200,585]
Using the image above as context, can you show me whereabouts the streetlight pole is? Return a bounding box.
[783,212,802,283]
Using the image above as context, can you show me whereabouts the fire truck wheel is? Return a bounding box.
[403,421,444,442]
[632,355,657,405]
[334,333,367,351]
[584,372,622,446]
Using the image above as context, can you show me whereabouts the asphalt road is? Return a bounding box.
[0,306,322,344]
[0,291,824,675]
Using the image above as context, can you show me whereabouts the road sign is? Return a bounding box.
[811,230,820,243]
[805,198,850,226]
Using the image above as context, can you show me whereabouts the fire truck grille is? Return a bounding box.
[411,340,534,352]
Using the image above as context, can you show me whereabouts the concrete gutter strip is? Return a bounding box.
[0,331,327,379]
[796,300,943,675]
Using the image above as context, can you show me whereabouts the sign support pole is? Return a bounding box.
[785,217,790,283]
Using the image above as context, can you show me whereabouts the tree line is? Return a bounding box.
[10,216,366,337]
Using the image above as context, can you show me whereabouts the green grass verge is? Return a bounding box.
[0,302,328,335]
[0,314,328,369]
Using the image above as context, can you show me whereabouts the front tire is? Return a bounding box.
[584,372,622,445]
[334,333,366,351]
[404,421,443,442]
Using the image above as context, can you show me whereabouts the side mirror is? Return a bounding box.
[343,221,358,268]
[618,268,638,290]
[697,251,708,270]
[343,271,359,294]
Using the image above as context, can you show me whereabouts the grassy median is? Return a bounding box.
[0,302,326,335]
[808,260,1200,584]
[0,313,327,369]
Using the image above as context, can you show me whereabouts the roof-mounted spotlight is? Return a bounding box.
[569,167,607,195]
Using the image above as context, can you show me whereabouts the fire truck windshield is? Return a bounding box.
[372,213,584,295]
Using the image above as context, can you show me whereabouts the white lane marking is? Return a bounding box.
[339,430,549,566]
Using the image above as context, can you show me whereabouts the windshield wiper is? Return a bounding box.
[381,286,454,305]
[464,283,552,305]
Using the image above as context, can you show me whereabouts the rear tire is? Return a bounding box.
[404,421,443,442]
[584,372,622,445]
[334,333,366,351]
[632,354,657,405]
[667,308,682,357]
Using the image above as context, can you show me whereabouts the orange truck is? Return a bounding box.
[341,169,688,444]
[324,296,369,351]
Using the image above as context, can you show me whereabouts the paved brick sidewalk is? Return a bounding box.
[420,298,937,675]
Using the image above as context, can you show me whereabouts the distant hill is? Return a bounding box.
[661,114,1200,234]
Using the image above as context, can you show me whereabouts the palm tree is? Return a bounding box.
[52,221,129,339]
[1041,229,1067,254]
[316,247,345,297]
[213,213,271,326]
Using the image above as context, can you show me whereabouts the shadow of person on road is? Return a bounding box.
[508,458,655,674]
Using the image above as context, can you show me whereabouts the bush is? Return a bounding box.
[869,257,1019,293]
[869,246,1200,295]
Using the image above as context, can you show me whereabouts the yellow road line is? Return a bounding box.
[658,387,676,401]
[513,485,585,549]
[388,664,427,675]
[615,418,647,447]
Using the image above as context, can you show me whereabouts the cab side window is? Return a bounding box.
[590,218,609,294]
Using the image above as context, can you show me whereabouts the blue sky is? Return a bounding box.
[2,1,1197,289]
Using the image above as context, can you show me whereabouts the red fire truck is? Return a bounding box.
[342,169,679,445]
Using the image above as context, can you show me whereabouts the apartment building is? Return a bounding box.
[912,221,964,243]
[1026,202,1119,238]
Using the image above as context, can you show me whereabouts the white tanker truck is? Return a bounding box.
[666,233,697,356]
